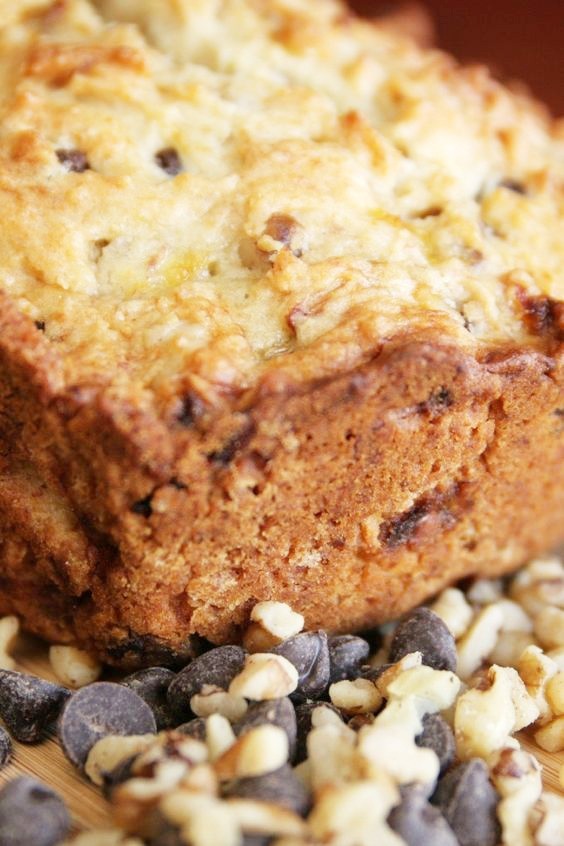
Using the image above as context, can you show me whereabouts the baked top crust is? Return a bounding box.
[0,0,563,420]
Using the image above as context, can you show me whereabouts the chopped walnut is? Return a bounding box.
[49,645,102,688]
[190,685,248,722]
[214,725,289,780]
[85,734,155,786]
[308,778,402,846]
[456,604,504,680]
[244,601,304,652]
[431,588,473,639]
[455,665,538,760]
[490,747,542,846]
[518,645,558,724]
[229,653,298,700]
[329,678,383,714]
[0,616,19,670]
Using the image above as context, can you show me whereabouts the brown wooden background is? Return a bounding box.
[351,0,564,116]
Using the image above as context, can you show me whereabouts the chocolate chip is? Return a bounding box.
[379,503,430,547]
[388,786,458,846]
[176,392,206,428]
[34,320,46,332]
[294,701,343,763]
[272,631,330,701]
[208,421,255,466]
[121,667,176,730]
[500,179,527,195]
[0,670,70,743]
[0,777,70,846]
[328,634,370,683]
[263,213,303,256]
[417,387,454,415]
[155,147,183,176]
[359,627,383,653]
[432,759,501,846]
[56,148,90,173]
[516,292,564,343]
[167,645,246,723]
[416,713,456,776]
[0,727,12,769]
[176,717,207,741]
[389,608,457,672]
[361,663,393,683]
[146,818,184,846]
[147,826,182,846]
[234,698,297,761]
[58,681,157,770]
[223,763,311,816]
[131,495,153,517]
[105,632,203,670]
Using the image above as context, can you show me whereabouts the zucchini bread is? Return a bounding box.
[1,0,563,667]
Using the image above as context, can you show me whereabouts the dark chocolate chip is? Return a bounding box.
[58,681,157,770]
[208,421,255,466]
[359,627,383,653]
[121,667,176,730]
[388,786,458,846]
[417,387,453,414]
[517,292,564,343]
[416,713,456,776]
[294,701,343,763]
[0,727,12,769]
[146,816,184,846]
[34,320,46,332]
[0,777,70,846]
[176,392,206,428]
[234,698,297,762]
[131,495,153,517]
[167,645,246,723]
[328,634,370,683]
[0,670,70,743]
[500,179,527,195]
[389,608,457,672]
[432,759,501,846]
[379,503,430,548]
[105,632,203,670]
[223,763,311,816]
[242,837,272,846]
[361,663,393,683]
[176,717,207,741]
[155,147,183,176]
[56,148,90,173]
[272,631,330,702]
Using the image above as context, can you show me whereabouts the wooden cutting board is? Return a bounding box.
[0,633,562,835]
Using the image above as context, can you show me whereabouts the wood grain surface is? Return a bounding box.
[0,633,562,835]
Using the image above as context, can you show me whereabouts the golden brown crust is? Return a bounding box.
[1,0,564,664]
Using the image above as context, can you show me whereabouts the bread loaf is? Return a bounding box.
[1,0,563,666]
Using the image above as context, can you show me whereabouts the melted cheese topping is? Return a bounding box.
[1,0,563,408]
